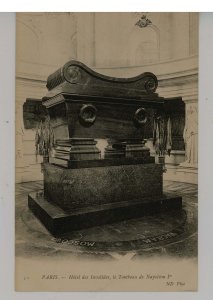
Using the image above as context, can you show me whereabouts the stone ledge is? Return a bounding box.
[28,191,182,236]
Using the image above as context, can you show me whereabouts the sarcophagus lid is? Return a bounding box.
[42,60,166,140]
[43,60,164,105]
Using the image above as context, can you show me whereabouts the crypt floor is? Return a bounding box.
[15,180,198,261]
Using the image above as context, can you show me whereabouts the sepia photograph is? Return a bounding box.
[15,12,198,291]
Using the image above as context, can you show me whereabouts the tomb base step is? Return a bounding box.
[28,191,182,236]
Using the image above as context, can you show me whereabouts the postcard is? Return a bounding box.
[15,12,198,291]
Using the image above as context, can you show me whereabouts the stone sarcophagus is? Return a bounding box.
[28,60,182,236]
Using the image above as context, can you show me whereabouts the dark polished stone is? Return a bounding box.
[42,60,167,141]
[28,191,182,236]
[26,60,184,239]
[49,156,155,169]
[45,60,160,98]
[16,180,197,259]
[43,163,163,210]
[54,138,101,162]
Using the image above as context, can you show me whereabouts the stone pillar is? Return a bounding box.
[180,97,198,168]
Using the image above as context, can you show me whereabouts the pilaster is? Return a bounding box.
[164,95,198,184]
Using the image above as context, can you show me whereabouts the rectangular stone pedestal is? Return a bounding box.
[43,162,162,211]
[29,161,182,236]
[28,191,182,236]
